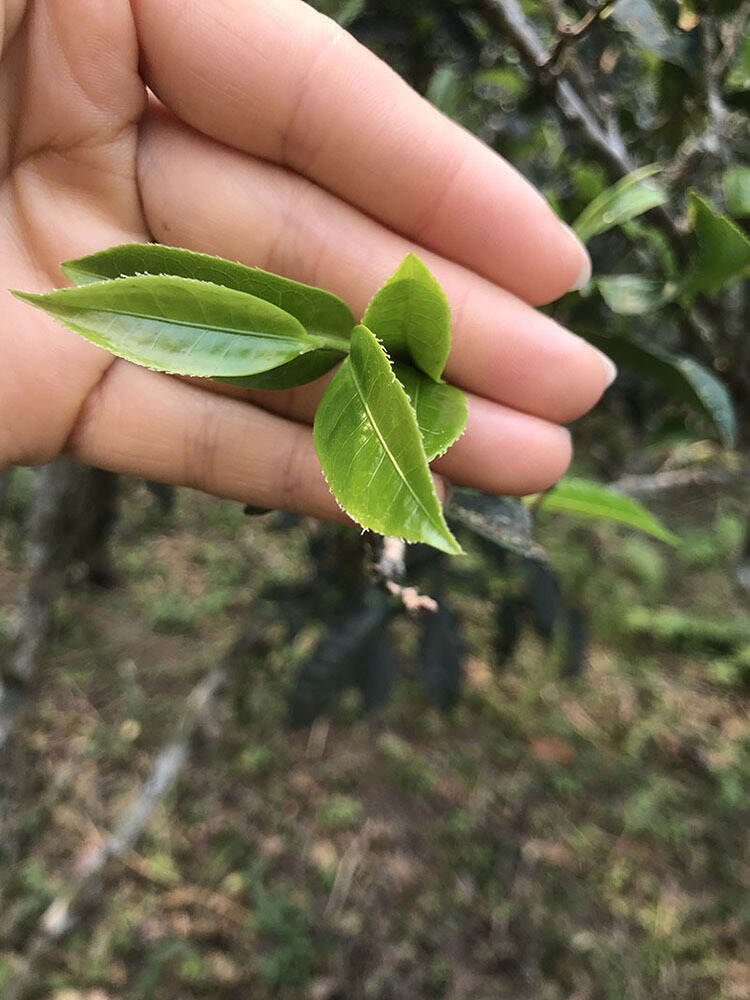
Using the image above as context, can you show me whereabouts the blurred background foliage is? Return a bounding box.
[1,1,749,998]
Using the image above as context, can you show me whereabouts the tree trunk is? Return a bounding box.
[1,461,120,748]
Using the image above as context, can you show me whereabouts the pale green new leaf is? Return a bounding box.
[725,166,750,218]
[573,165,667,244]
[61,243,355,340]
[61,243,353,387]
[13,275,338,378]
[363,254,451,381]
[582,331,737,448]
[529,478,678,546]
[597,274,672,315]
[680,192,750,298]
[393,362,467,461]
[313,325,461,554]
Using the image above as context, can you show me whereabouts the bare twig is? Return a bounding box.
[3,668,227,1000]
[368,536,438,614]
[545,1,611,70]
[325,820,373,918]
[475,0,634,177]
[610,466,746,498]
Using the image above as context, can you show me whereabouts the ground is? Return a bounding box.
[0,467,748,1000]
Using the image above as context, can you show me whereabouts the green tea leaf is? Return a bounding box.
[426,65,464,118]
[13,275,342,378]
[62,242,355,341]
[221,350,346,390]
[393,362,467,461]
[334,0,366,27]
[582,332,737,448]
[680,192,750,297]
[597,274,672,314]
[572,165,667,244]
[62,244,355,389]
[726,32,750,92]
[313,325,461,554]
[363,254,451,381]
[725,166,750,217]
[610,0,698,72]
[529,478,679,546]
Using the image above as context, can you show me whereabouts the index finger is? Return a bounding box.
[131,0,590,305]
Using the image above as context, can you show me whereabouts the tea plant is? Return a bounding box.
[14,246,467,553]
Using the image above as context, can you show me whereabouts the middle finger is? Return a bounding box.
[138,110,614,426]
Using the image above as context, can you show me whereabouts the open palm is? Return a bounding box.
[1,0,614,520]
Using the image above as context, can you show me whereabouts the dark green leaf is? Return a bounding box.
[61,242,355,342]
[360,629,398,715]
[426,65,464,118]
[680,192,750,297]
[530,478,679,545]
[313,325,461,554]
[726,166,750,218]
[526,561,562,641]
[288,595,391,728]
[13,276,340,378]
[561,608,589,679]
[610,0,698,71]
[217,350,346,390]
[726,31,750,92]
[597,274,672,314]
[446,488,544,559]
[419,602,464,711]
[582,332,737,449]
[572,165,667,244]
[333,0,366,27]
[393,362,467,461]
[363,254,451,381]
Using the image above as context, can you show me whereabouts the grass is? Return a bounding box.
[0,474,748,999]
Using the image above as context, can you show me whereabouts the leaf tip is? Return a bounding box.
[9,288,39,305]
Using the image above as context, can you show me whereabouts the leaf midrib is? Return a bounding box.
[47,298,347,353]
[348,359,444,537]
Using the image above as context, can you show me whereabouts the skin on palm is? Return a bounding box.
[1,0,611,520]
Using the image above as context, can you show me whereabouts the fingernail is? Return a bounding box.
[594,347,618,388]
[562,223,592,291]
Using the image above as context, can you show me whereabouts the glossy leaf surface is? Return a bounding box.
[61,242,355,342]
[13,276,336,378]
[530,478,679,546]
[680,192,750,298]
[597,274,671,315]
[582,331,737,449]
[573,165,667,244]
[363,254,451,381]
[393,362,467,461]
[216,350,346,390]
[313,325,461,554]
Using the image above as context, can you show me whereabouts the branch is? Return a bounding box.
[474,0,693,250]
[475,0,634,177]
[368,536,438,614]
[545,1,610,71]
[3,668,227,1000]
[610,466,746,498]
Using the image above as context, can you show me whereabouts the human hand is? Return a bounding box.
[1,0,614,520]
